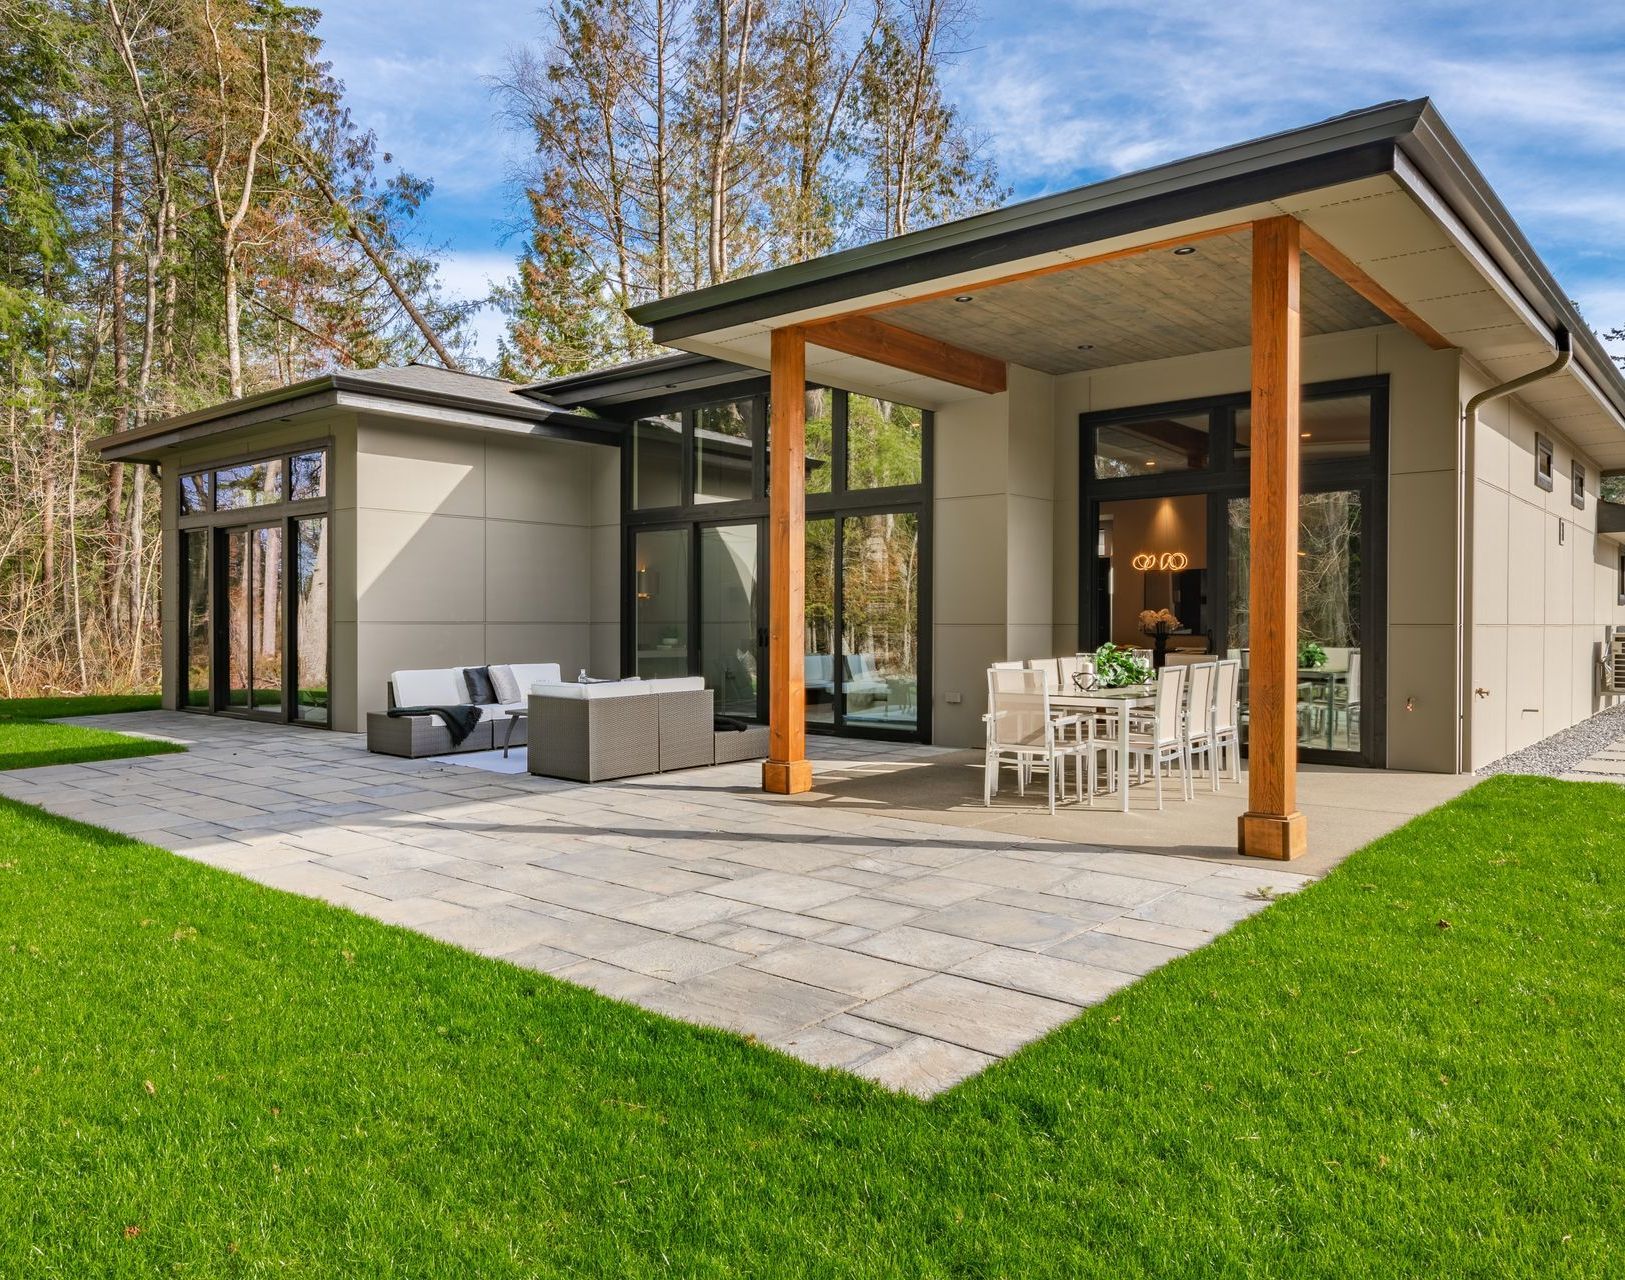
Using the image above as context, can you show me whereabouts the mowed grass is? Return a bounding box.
[0,776,1620,1277]
[0,695,179,770]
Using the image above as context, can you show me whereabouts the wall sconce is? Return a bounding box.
[635,567,658,601]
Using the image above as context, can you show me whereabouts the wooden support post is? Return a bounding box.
[764,326,813,794]
[1240,216,1308,860]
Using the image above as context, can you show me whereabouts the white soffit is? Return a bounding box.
[1286,169,1624,452]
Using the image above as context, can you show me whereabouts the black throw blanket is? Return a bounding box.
[714,715,750,733]
[388,704,482,747]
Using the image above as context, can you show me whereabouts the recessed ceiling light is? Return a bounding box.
[1172,245,1197,256]
[1300,431,1312,439]
[1145,459,1157,467]
[1076,343,1094,351]
[953,294,974,303]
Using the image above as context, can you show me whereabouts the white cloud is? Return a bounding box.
[435,251,516,367]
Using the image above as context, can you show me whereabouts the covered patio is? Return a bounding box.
[638,207,1451,859]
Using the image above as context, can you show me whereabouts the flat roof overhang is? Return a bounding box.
[98,372,623,463]
[627,99,1625,463]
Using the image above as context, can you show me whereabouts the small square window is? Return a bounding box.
[1571,460,1586,510]
[1535,434,1554,492]
[179,471,210,514]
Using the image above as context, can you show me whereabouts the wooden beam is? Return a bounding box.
[763,326,812,795]
[802,314,1007,395]
[1239,216,1309,861]
[1299,223,1454,351]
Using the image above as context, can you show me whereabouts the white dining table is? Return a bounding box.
[1050,686,1157,813]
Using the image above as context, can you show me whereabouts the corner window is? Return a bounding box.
[1572,460,1586,510]
[291,450,327,501]
[1535,434,1554,492]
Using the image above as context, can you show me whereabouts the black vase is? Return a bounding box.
[1151,631,1169,670]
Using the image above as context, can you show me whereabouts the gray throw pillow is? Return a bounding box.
[463,666,497,705]
[488,664,521,705]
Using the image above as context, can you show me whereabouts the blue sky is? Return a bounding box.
[315,0,1625,366]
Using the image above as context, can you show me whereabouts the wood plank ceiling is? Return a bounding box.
[881,229,1389,376]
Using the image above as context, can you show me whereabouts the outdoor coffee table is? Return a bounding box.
[1051,686,1157,813]
[500,709,527,758]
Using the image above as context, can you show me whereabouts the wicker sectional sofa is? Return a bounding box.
[526,676,721,782]
[365,662,560,758]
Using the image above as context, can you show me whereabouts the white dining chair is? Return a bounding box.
[983,667,1098,813]
[1212,658,1242,784]
[1182,661,1220,791]
[1125,665,1191,809]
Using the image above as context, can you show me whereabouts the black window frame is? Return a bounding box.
[1078,375,1389,768]
[620,383,933,742]
[1571,459,1586,510]
[176,440,334,729]
[1535,433,1554,492]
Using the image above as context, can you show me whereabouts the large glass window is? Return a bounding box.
[250,526,284,713]
[694,401,755,504]
[847,397,923,490]
[1228,490,1363,753]
[841,513,919,729]
[224,529,251,708]
[1094,411,1210,478]
[699,524,759,717]
[805,517,837,729]
[1092,495,1211,650]
[1235,394,1371,462]
[633,528,690,678]
[633,416,683,509]
[215,459,283,509]
[183,530,210,707]
[293,517,328,723]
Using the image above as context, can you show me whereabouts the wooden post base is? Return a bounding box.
[1239,811,1308,860]
[763,759,813,795]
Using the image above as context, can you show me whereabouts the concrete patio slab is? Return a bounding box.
[0,711,1457,1097]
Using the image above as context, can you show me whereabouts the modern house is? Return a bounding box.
[100,98,1625,857]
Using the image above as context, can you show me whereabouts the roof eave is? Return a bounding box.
[630,99,1430,341]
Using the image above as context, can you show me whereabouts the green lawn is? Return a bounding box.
[0,695,179,770]
[0,776,1619,1276]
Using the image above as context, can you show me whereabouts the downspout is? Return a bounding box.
[1456,327,1573,771]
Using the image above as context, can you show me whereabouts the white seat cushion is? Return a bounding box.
[531,679,649,701]
[391,668,468,708]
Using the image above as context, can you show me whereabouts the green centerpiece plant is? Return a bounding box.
[1092,642,1152,689]
[1298,639,1328,670]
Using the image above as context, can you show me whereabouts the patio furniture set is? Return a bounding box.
[983,655,1243,815]
[366,662,768,781]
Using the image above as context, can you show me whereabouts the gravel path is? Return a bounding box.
[1477,702,1625,779]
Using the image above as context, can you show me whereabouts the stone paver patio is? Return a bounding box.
[0,713,1317,1096]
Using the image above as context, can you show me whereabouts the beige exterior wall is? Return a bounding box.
[931,323,1473,771]
[351,417,620,730]
[160,411,620,734]
[1463,366,1625,769]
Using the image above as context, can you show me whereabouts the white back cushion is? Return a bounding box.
[392,668,468,706]
[646,676,705,693]
[509,662,562,689]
